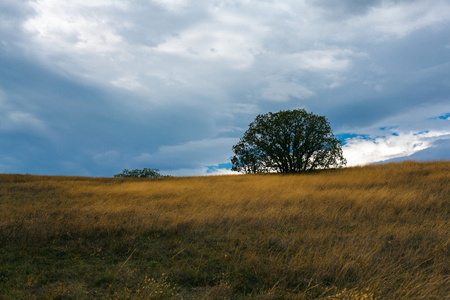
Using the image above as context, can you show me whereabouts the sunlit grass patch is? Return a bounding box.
[0,161,449,298]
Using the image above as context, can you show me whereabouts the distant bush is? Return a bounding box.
[114,168,164,178]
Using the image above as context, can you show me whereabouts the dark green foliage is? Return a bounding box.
[114,168,163,178]
[231,109,346,173]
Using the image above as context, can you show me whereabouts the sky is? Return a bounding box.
[1,0,449,177]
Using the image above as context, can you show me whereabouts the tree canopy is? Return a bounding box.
[231,109,346,173]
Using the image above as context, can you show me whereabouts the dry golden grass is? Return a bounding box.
[0,161,449,299]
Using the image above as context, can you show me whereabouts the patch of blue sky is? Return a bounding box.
[336,133,372,145]
[438,113,450,120]
[439,113,450,120]
[378,126,400,137]
[414,130,430,135]
[379,126,399,131]
[206,162,233,173]
[428,113,450,120]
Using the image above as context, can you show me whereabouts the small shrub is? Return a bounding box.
[114,168,163,178]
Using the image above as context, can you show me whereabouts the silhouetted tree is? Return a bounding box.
[231,109,346,173]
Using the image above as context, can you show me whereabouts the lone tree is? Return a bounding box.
[231,109,346,173]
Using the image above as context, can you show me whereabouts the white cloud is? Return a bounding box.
[153,6,268,70]
[155,27,260,69]
[347,1,450,41]
[371,102,450,133]
[343,130,450,166]
[290,49,356,72]
[340,100,450,166]
[24,0,127,53]
[22,0,133,89]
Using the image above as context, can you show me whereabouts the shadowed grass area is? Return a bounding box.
[0,161,449,299]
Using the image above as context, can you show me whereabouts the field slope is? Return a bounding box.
[0,161,449,299]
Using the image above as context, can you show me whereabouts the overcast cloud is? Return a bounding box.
[1,0,449,176]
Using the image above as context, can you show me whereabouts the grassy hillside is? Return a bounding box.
[0,161,449,299]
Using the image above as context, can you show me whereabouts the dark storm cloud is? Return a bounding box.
[0,0,449,175]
